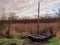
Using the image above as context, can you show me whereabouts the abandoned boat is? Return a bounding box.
[27,30,53,42]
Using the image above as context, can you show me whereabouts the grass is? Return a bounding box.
[46,37,60,45]
[0,38,25,45]
[0,37,60,45]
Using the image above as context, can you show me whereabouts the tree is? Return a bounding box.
[8,12,18,21]
[1,8,6,20]
[0,8,7,37]
[53,9,60,27]
[5,12,19,38]
[53,9,60,18]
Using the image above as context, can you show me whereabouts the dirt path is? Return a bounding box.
[23,42,46,45]
[31,42,46,45]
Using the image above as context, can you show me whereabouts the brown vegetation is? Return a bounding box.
[0,20,60,38]
[0,19,60,38]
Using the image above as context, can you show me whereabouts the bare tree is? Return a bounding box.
[53,9,60,18]
[0,8,8,37]
[53,9,60,26]
[5,12,19,38]
[8,12,18,21]
[1,8,6,20]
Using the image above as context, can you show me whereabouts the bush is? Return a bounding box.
[19,32,30,39]
[7,30,20,38]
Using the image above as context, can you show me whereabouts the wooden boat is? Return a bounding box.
[27,30,53,42]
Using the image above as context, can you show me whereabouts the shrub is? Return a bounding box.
[9,30,20,38]
[19,32,30,39]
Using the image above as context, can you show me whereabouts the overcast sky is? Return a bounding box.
[0,0,60,17]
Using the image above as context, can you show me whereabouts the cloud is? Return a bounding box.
[0,0,60,16]
[0,0,36,13]
[40,0,60,9]
[19,0,60,14]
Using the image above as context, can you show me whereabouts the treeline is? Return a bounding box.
[0,18,60,23]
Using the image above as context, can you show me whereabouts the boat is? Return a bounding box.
[27,30,53,42]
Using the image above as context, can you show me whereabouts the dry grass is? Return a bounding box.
[9,22,60,37]
[0,21,60,38]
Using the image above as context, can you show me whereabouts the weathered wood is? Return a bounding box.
[27,30,53,42]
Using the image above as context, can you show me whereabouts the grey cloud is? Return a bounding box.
[0,0,36,13]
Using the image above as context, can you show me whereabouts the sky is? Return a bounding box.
[0,0,60,18]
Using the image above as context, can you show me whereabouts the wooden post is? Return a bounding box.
[37,1,40,34]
